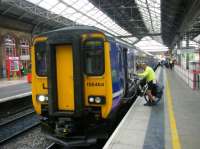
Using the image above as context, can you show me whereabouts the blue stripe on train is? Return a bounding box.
[110,41,123,109]
[110,41,121,93]
[112,96,121,110]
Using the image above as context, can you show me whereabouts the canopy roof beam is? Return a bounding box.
[117,33,162,38]
[145,0,154,32]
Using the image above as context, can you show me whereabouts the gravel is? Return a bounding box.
[1,126,53,149]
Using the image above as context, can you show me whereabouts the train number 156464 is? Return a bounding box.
[87,82,104,87]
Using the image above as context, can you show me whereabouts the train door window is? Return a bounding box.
[110,43,120,83]
[116,46,123,89]
[119,46,125,72]
[35,42,47,76]
[83,39,104,76]
[117,46,122,69]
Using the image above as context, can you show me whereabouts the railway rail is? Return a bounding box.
[46,143,64,149]
[0,95,32,118]
[0,95,40,144]
[0,108,40,143]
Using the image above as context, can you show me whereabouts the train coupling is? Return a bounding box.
[55,118,75,136]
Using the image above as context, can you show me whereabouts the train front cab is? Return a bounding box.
[31,31,114,141]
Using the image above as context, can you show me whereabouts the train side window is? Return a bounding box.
[35,42,47,76]
[83,39,104,76]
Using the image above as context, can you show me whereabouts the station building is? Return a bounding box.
[0,26,31,78]
[1,0,200,148]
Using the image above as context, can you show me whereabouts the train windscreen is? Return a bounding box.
[35,42,47,76]
[83,39,104,76]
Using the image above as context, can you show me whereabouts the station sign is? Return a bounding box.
[8,57,19,61]
[20,55,30,60]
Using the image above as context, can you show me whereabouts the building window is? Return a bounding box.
[3,35,16,57]
[19,39,30,74]
[20,39,29,56]
[6,47,13,56]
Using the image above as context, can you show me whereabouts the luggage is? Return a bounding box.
[155,82,164,98]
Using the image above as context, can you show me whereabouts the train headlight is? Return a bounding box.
[89,97,95,103]
[37,95,48,103]
[95,97,101,104]
[88,96,105,104]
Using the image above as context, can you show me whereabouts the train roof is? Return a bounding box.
[35,25,136,48]
[34,25,153,56]
[37,26,114,40]
[35,25,111,39]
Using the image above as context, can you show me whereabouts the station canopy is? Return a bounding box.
[25,0,168,52]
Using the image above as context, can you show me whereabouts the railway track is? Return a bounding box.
[46,143,64,149]
[0,95,40,144]
[0,95,32,118]
[0,108,40,144]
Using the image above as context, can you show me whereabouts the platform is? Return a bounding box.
[103,68,200,149]
[0,78,31,103]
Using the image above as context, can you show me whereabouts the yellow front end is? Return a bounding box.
[82,33,113,118]
[31,37,48,115]
[32,33,113,120]
[31,30,115,145]
[32,37,75,114]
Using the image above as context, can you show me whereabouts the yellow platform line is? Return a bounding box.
[166,77,181,149]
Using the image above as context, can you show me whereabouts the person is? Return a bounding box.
[20,63,24,76]
[137,63,157,106]
[169,59,173,70]
[153,61,160,71]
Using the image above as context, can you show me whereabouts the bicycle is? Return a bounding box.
[133,75,164,105]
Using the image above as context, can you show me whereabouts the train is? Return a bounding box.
[31,26,157,146]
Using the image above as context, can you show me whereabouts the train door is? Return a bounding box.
[118,46,128,96]
[56,45,74,111]
[122,47,128,96]
[48,37,84,116]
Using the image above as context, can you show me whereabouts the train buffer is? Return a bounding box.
[103,68,200,149]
